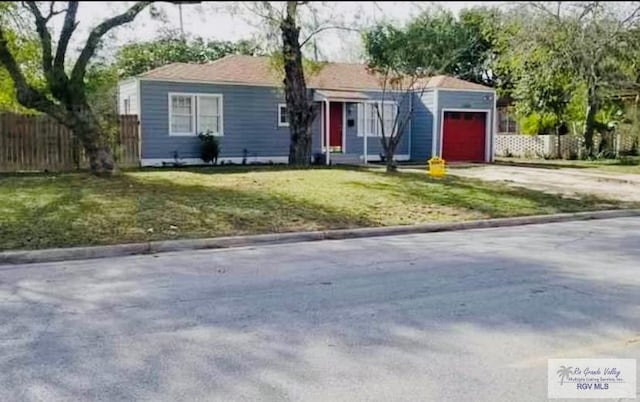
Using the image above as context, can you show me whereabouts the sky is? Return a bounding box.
[48,1,507,63]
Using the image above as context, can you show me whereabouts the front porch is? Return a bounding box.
[313,90,375,165]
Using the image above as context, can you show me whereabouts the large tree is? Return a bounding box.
[240,1,358,166]
[0,1,194,175]
[520,2,640,157]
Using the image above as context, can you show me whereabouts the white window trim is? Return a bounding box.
[497,106,518,135]
[357,100,398,137]
[197,94,224,136]
[168,92,224,136]
[278,103,289,127]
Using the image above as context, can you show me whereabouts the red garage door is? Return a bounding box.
[442,111,486,162]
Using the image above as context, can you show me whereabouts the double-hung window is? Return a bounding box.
[197,95,222,135]
[169,93,223,136]
[357,101,397,137]
[278,104,289,127]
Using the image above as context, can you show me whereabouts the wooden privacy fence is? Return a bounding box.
[0,113,140,172]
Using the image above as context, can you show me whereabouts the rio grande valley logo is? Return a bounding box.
[548,359,636,398]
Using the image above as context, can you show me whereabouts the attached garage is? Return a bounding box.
[442,111,488,162]
[411,77,496,163]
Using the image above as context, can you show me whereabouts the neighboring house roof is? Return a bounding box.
[139,55,493,92]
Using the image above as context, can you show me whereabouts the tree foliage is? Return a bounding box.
[503,2,640,156]
[115,35,263,78]
[363,12,482,172]
[0,3,43,113]
[0,1,164,175]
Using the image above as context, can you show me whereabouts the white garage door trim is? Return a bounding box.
[439,108,493,163]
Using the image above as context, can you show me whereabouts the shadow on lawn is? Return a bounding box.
[349,169,627,217]
[0,171,377,251]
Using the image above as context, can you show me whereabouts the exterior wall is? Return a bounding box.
[410,90,435,161]
[340,91,410,160]
[118,79,139,115]
[137,79,493,165]
[434,90,496,161]
[139,80,291,161]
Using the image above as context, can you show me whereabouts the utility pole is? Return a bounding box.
[179,3,185,41]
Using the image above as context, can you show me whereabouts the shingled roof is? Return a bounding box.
[139,55,493,91]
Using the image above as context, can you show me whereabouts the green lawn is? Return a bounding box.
[0,166,631,251]
[495,157,640,175]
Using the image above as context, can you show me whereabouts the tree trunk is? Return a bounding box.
[69,105,116,176]
[381,137,398,172]
[385,150,397,172]
[282,2,314,166]
[583,83,598,158]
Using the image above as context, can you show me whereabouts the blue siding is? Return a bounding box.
[140,81,293,160]
[433,90,495,158]
[138,79,492,163]
[341,91,410,158]
[410,90,435,161]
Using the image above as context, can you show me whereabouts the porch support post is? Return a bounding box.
[325,99,331,165]
[363,102,368,164]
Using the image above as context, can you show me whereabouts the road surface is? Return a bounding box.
[1,218,639,401]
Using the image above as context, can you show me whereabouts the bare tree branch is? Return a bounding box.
[23,1,53,75]
[70,1,153,85]
[54,1,79,72]
[528,2,562,22]
[299,25,361,47]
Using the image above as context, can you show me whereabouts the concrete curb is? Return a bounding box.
[2,209,639,265]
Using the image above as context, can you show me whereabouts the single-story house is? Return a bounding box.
[117,55,497,166]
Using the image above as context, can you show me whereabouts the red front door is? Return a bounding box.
[329,102,343,151]
[442,111,486,162]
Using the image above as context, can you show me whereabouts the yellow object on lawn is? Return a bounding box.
[428,156,446,178]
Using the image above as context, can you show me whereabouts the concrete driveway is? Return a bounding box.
[448,164,640,203]
[1,218,639,401]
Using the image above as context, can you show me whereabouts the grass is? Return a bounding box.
[0,165,632,251]
[495,156,640,175]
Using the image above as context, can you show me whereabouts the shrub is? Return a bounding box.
[198,131,220,165]
[618,156,640,165]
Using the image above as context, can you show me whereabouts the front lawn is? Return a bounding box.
[0,166,631,251]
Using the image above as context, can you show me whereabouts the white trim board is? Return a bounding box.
[135,77,142,162]
[431,89,439,158]
[140,154,410,167]
[342,102,347,153]
[433,87,496,94]
[360,153,410,162]
[141,156,290,167]
[438,108,493,163]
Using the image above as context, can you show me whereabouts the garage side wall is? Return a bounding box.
[435,90,496,161]
[410,90,435,161]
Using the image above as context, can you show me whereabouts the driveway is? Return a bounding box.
[1,218,639,401]
[448,164,640,203]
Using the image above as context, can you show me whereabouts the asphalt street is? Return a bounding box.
[1,218,639,401]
